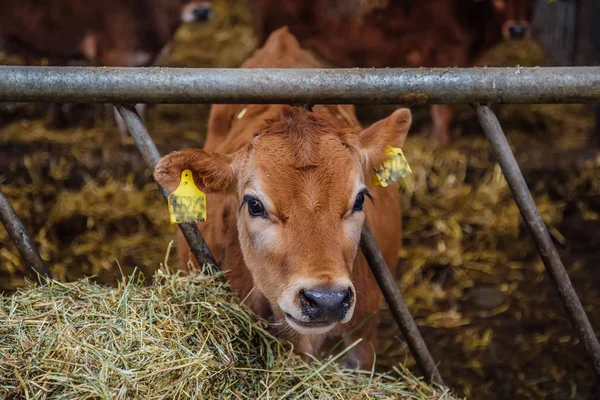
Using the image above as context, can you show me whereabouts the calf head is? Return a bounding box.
[493,0,535,40]
[155,106,411,335]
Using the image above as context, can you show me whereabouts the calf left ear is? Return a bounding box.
[358,108,412,169]
[154,149,235,194]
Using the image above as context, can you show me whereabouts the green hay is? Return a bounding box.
[0,265,454,399]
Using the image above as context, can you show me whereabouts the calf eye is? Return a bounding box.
[353,193,365,211]
[243,195,267,218]
[353,189,373,213]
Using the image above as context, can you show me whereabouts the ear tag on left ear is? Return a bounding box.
[168,169,207,224]
[371,146,412,187]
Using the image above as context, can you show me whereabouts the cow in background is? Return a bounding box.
[532,0,600,147]
[250,0,535,145]
[0,0,212,133]
[154,27,410,368]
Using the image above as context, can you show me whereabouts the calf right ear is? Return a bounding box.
[357,108,412,170]
[154,149,235,194]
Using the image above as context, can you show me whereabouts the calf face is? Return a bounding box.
[155,106,411,335]
[493,0,535,40]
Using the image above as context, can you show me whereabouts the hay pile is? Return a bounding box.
[0,263,453,399]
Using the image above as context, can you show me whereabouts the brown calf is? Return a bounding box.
[0,0,212,131]
[154,27,410,368]
[250,0,535,145]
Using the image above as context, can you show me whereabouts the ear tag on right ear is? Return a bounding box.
[371,146,412,187]
[168,169,207,224]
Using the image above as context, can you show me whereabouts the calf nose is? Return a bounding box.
[508,24,528,39]
[300,288,353,322]
[192,5,212,21]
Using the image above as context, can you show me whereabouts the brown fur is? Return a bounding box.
[154,28,411,368]
[250,0,535,145]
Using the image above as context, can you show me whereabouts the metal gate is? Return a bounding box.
[0,65,599,389]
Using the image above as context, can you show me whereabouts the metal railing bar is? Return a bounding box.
[0,66,599,104]
[115,105,218,272]
[360,225,445,387]
[0,185,51,284]
[475,104,600,379]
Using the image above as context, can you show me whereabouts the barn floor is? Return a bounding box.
[1,1,599,399]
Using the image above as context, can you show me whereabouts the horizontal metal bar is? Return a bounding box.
[0,66,599,104]
[114,105,218,272]
[475,105,600,379]
[0,185,52,284]
[360,225,444,387]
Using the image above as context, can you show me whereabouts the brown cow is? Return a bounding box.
[250,0,535,145]
[154,27,410,368]
[0,0,212,132]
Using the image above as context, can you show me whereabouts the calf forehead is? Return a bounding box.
[250,134,360,214]
[252,132,354,169]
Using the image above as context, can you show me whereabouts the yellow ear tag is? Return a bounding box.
[371,146,412,187]
[167,169,207,224]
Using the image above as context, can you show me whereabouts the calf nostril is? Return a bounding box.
[342,288,353,308]
[299,289,316,308]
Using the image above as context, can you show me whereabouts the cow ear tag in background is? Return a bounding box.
[168,169,207,224]
[371,146,412,187]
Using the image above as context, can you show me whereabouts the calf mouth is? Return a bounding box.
[285,313,336,334]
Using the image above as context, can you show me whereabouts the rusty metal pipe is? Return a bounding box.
[115,105,218,272]
[360,225,445,387]
[0,66,599,104]
[0,185,52,284]
[475,104,600,378]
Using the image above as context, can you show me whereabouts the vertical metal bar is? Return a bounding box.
[0,185,51,284]
[476,104,600,378]
[360,225,445,387]
[114,105,218,272]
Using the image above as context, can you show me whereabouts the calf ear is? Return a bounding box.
[358,108,412,169]
[154,149,235,194]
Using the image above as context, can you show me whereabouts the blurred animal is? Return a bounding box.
[154,27,410,368]
[0,0,213,133]
[532,0,600,148]
[250,0,535,145]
